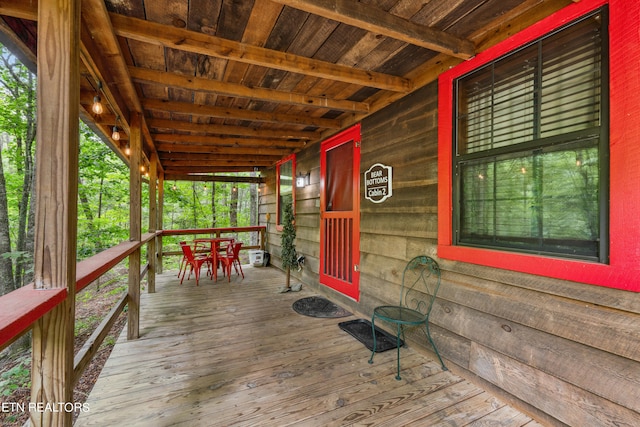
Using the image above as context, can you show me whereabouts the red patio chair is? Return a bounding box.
[179,242,213,286]
[218,242,244,282]
[177,241,188,278]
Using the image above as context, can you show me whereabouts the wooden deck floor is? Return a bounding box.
[75,265,542,427]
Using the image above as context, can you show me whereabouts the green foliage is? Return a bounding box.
[0,358,30,396]
[75,315,101,336]
[162,180,256,229]
[102,336,116,347]
[280,201,297,270]
[0,44,260,291]
[107,284,127,297]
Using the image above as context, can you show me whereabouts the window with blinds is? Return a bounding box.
[453,8,608,261]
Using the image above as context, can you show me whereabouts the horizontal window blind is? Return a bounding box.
[456,11,602,155]
[453,8,607,261]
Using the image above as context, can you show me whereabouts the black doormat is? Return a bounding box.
[292,296,352,318]
[339,319,403,353]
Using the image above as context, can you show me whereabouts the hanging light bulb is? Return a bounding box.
[112,115,120,140]
[92,95,104,115]
[124,144,130,156]
[92,81,104,115]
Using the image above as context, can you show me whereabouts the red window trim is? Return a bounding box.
[276,153,296,231]
[438,0,640,292]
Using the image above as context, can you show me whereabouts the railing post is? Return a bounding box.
[30,0,80,425]
[128,112,142,340]
[148,152,158,293]
[157,171,165,274]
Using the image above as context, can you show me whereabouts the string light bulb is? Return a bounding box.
[92,95,104,115]
[92,81,104,115]
[112,115,120,141]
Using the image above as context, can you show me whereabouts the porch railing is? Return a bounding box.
[0,226,266,381]
[160,226,266,266]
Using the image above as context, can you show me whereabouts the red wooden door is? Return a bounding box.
[320,124,361,301]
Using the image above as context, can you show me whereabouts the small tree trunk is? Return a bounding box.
[211,182,216,227]
[286,267,291,288]
[0,146,14,294]
[230,183,238,227]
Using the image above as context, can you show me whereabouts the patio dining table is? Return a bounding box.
[194,237,235,281]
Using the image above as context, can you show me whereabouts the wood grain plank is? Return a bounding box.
[433,298,640,413]
[439,270,640,363]
[76,266,538,426]
[111,13,411,92]
[470,343,640,427]
[31,1,80,424]
[272,0,475,59]
[129,66,370,113]
[466,404,536,427]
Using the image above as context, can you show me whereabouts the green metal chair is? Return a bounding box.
[368,255,447,380]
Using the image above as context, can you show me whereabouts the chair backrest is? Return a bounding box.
[399,256,441,318]
[180,242,196,261]
[229,242,242,258]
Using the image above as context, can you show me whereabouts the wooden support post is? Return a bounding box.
[157,171,164,273]
[148,153,158,293]
[30,0,80,425]
[128,113,142,340]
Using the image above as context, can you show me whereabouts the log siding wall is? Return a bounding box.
[260,81,640,425]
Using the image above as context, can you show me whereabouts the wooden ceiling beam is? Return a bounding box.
[162,154,282,167]
[152,134,307,148]
[165,166,262,174]
[158,144,292,156]
[142,98,340,129]
[160,153,283,163]
[0,0,36,21]
[162,158,277,167]
[81,0,164,174]
[148,119,319,140]
[110,13,411,92]
[79,24,131,134]
[164,174,265,184]
[80,0,143,127]
[272,0,475,59]
[130,67,369,113]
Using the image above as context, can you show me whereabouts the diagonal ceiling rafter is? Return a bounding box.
[271,0,475,59]
[130,67,369,114]
[142,98,342,129]
[110,13,412,93]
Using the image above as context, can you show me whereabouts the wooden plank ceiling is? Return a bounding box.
[0,0,575,180]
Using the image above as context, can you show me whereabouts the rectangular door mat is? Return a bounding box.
[338,319,403,353]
